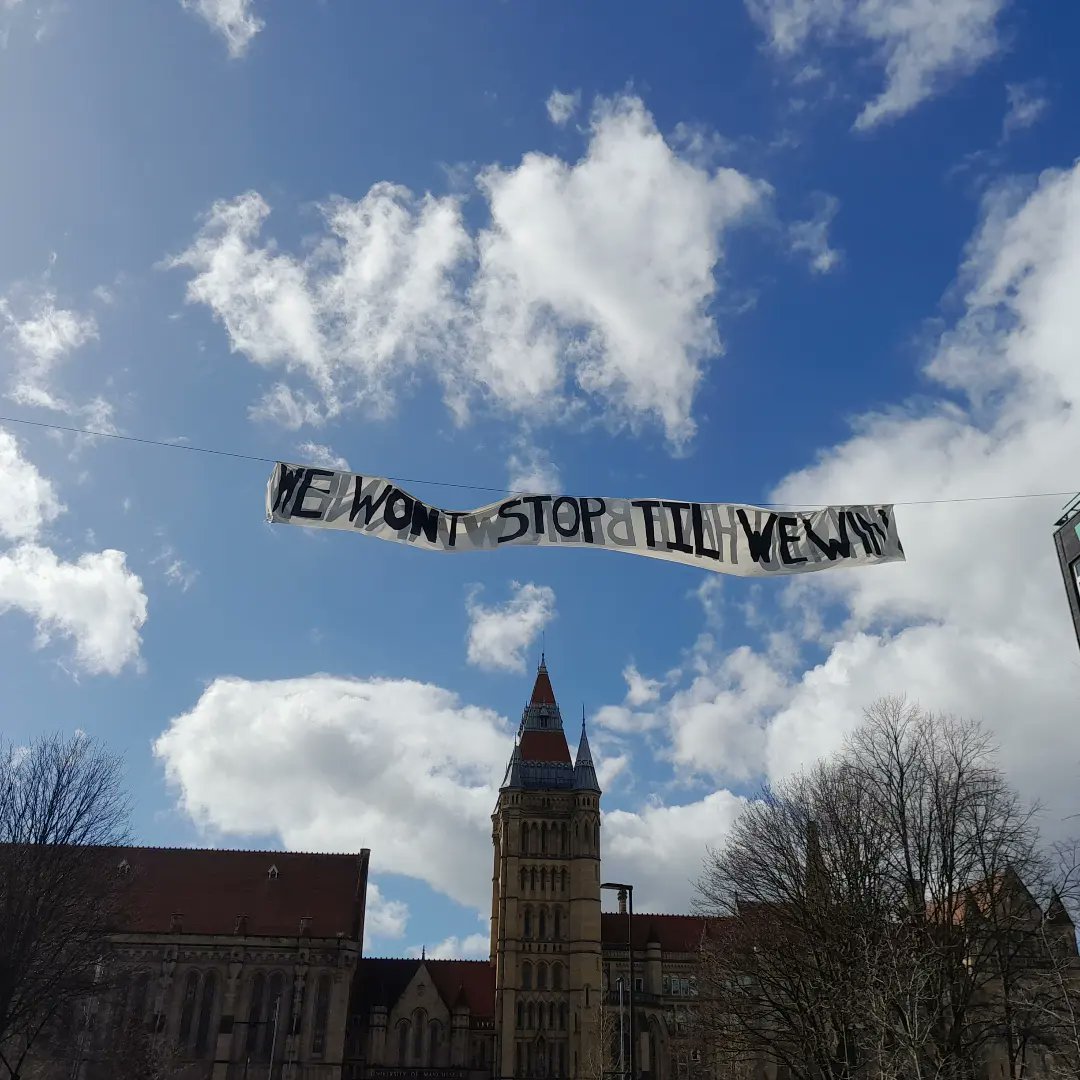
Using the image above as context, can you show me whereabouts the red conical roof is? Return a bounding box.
[530,656,556,705]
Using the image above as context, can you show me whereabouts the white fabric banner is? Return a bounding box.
[266,463,905,577]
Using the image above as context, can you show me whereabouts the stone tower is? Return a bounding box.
[490,658,602,1079]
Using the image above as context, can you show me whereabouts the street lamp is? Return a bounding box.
[600,882,635,1080]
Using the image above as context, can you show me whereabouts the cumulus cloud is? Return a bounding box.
[154,675,512,909]
[1002,81,1048,140]
[0,428,63,543]
[297,441,350,471]
[546,89,581,126]
[466,582,556,673]
[171,94,766,451]
[629,162,1080,830]
[789,194,841,274]
[181,0,263,57]
[623,662,662,706]
[0,545,147,675]
[365,881,410,948]
[507,442,560,493]
[603,790,747,910]
[745,0,1010,129]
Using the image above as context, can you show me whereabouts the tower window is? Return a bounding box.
[522,962,533,990]
[537,963,547,991]
[524,908,532,937]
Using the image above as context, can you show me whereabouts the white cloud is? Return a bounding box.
[410,933,490,960]
[365,881,410,949]
[0,428,63,543]
[297,441,350,471]
[164,559,198,592]
[789,194,841,274]
[181,0,263,58]
[507,443,560,493]
[172,94,767,451]
[546,89,581,126]
[745,0,1010,129]
[154,675,512,909]
[1002,81,1048,140]
[603,789,747,911]
[0,544,147,675]
[466,581,556,673]
[623,663,662,706]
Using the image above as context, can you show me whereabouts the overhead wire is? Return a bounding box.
[0,412,1075,509]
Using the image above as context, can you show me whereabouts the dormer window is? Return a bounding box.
[267,865,279,880]
[117,859,131,875]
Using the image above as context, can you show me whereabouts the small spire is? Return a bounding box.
[573,711,601,793]
[421,945,426,961]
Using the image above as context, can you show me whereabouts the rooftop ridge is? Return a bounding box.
[103,845,367,856]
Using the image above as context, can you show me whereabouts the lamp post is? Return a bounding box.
[600,882,635,1080]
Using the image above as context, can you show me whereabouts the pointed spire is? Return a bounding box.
[573,711,601,793]
[530,656,557,707]
[501,740,524,790]
[421,945,426,961]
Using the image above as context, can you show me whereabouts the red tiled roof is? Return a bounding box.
[113,847,368,939]
[601,913,709,953]
[355,958,495,1018]
[518,729,571,764]
[427,960,496,1017]
[530,665,556,706]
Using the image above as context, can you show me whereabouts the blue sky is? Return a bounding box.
[2,0,1080,957]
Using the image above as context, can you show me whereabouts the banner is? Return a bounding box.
[266,463,905,577]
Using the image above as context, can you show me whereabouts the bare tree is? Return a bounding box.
[694,697,1079,1080]
[0,732,131,1079]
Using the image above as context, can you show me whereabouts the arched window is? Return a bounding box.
[194,971,217,1057]
[559,1002,568,1031]
[520,867,528,890]
[522,962,533,990]
[246,973,265,1055]
[523,907,533,937]
[538,1002,546,1030]
[548,1002,556,1030]
[538,908,547,939]
[397,1021,410,1064]
[412,1009,426,1060]
[428,1020,442,1065]
[536,964,547,991]
[584,985,590,1008]
[178,971,199,1046]
[264,973,285,1062]
[516,1002,524,1029]
[554,909,561,939]
[541,822,548,854]
[561,823,568,854]
[311,972,332,1055]
[552,964,563,991]
[527,1002,536,1029]
[561,868,568,893]
[531,867,537,891]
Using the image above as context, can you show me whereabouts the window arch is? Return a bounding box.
[194,971,217,1057]
[531,866,537,891]
[311,972,332,1055]
[536,963,547,991]
[262,973,285,1062]
[520,867,528,890]
[397,1020,410,1065]
[561,823,568,854]
[523,907,533,937]
[522,961,533,990]
[538,908,547,939]
[552,963,563,990]
[245,973,265,1055]
[516,1001,524,1028]
[559,1002,568,1031]
[178,971,199,1046]
[547,1002,555,1030]
[527,1001,536,1029]
[541,822,548,854]
[554,908,561,939]
[561,868,568,893]
[412,1009,426,1060]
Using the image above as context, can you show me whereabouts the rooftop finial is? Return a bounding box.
[421,945,426,961]
[582,704,586,730]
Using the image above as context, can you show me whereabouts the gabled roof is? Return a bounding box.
[601,913,710,953]
[355,958,495,1018]
[113,847,368,939]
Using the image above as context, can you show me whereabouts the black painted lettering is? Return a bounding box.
[552,497,581,539]
[660,501,694,554]
[446,512,464,548]
[521,495,553,534]
[291,468,334,520]
[803,514,851,561]
[736,509,777,564]
[579,498,606,544]
[690,504,720,561]
[777,516,807,565]
[497,499,530,543]
[855,513,883,556]
[350,479,391,526]
[846,511,874,555]
[271,464,307,515]
[631,500,662,548]
[383,488,413,531]
[410,499,441,542]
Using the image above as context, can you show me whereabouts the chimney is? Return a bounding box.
[170,913,183,933]
[618,889,627,916]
